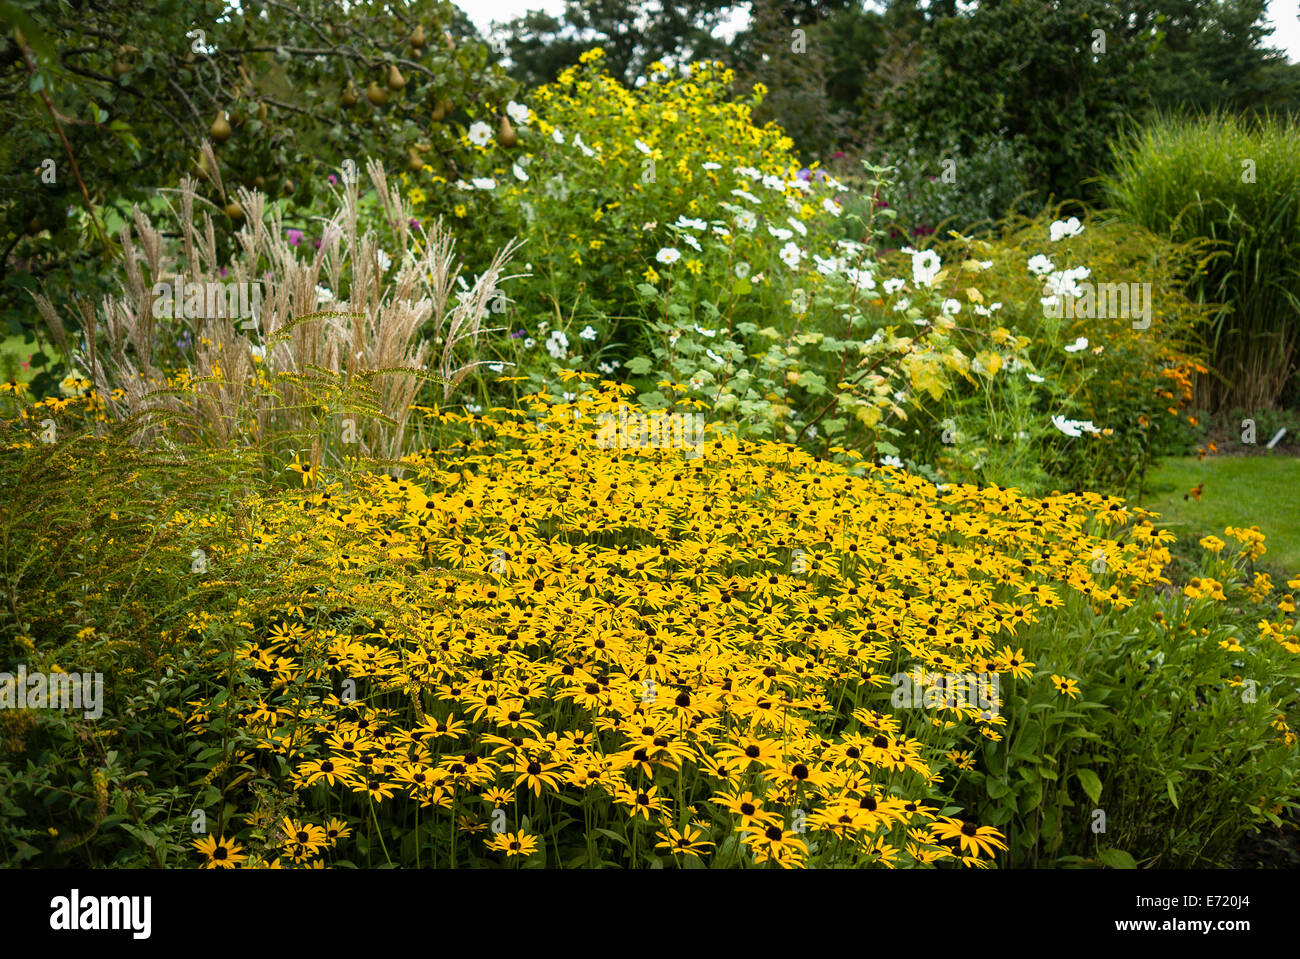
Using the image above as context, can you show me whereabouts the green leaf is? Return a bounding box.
[624,356,654,375]
[1075,768,1103,805]
[985,777,1010,800]
[1165,776,1179,809]
[733,278,752,296]
[1097,847,1137,869]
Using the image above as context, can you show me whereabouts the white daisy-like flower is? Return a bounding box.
[787,217,807,236]
[598,360,619,374]
[813,254,841,276]
[468,121,492,147]
[846,267,876,291]
[1064,336,1089,353]
[693,324,717,338]
[894,297,911,312]
[472,177,497,191]
[880,454,904,469]
[702,161,721,170]
[734,210,757,233]
[762,174,786,191]
[734,262,752,279]
[911,249,942,288]
[506,100,530,125]
[941,298,961,316]
[706,348,724,364]
[768,225,794,241]
[466,403,483,415]
[1049,216,1084,242]
[523,337,536,349]
[1027,254,1055,275]
[682,234,702,252]
[883,277,906,294]
[634,138,652,154]
[512,163,529,181]
[821,197,841,216]
[674,216,708,231]
[579,325,597,341]
[731,188,761,204]
[688,372,707,390]
[316,285,334,306]
[552,128,565,144]
[376,249,392,272]
[1027,373,1045,383]
[656,247,681,265]
[545,330,569,360]
[573,132,596,157]
[779,242,802,268]
[1051,414,1082,437]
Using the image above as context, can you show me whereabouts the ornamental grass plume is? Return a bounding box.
[34,156,521,468]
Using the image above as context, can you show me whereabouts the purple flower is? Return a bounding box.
[286,228,304,246]
[797,168,812,181]
[409,217,420,229]
[328,174,338,185]
[219,266,227,278]
[833,151,845,159]
[313,238,322,249]
[509,329,526,339]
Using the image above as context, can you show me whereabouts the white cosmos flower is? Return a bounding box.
[768,225,793,241]
[734,262,751,279]
[573,132,596,157]
[941,298,961,316]
[472,177,497,191]
[468,121,492,147]
[822,197,841,216]
[911,249,941,287]
[1064,336,1089,353]
[688,372,707,390]
[523,337,535,349]
[762,174,785,191]
[1027,254,1055,275]
[675,216,708,231]
[579,325,597,340]
[506,101,530,125]
[598,360,619,374]
[513,163,529,181]
[656,247,681,265]
[787,217,807,236]
[880,454,904,469]
[894,297,911,312]
[1027,373,1045,383]
[846,267,875,291]
[316,285,334,306]
[694,324,717,338]
[545,330,569,359]
[735,210,757,232]
[634,139,652,154]
[682,234,702,252]
[1049,216,1084,242]
[779,242,803,268]
[731,188,761,204]
[813,254,841,276]
[1051,414,1083,437]
[706,348,724,364]
[883,277,906,294]
[703,161,721,170]
[376,249,391,272]
[552,128,565,144]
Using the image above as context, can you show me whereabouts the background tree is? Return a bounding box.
[0,0,515,394]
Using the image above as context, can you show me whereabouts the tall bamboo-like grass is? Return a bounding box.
[34,155,521,474]
[1101,112,1300,410]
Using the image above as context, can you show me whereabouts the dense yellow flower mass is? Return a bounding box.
[183,383,1188,867]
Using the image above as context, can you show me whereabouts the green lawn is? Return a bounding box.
[1140,454,1300,577]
